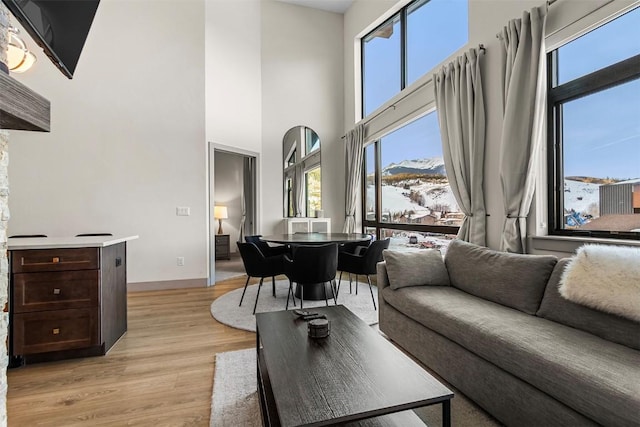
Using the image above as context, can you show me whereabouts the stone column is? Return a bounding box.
[0,4,10,427]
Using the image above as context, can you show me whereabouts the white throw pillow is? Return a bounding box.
[560,244,640,322]
[383,249,450,290]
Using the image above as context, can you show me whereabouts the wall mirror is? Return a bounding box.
[283,126,321,217]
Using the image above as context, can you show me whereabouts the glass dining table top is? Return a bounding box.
[260,233,372,245]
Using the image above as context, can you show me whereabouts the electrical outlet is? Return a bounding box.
[177,257,185,266]
[176,207,191,216]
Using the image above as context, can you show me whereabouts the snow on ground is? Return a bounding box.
[387,232,454,255]
[367,183,459,216]
[564,179,600,216]
[413,181,460,212]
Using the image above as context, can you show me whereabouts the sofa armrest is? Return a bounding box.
[376,261,390,290]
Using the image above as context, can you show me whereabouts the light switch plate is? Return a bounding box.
[176,207,190,216]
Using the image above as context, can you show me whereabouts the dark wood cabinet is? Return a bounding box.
[9,242,128,364]
[215,234,230,260]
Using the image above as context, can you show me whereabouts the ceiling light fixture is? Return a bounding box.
[7,26,36,73]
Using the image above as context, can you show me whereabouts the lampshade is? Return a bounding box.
[7,27,37,73]
[213,205,228,219]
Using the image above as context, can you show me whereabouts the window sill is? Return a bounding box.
[529,234,640,255]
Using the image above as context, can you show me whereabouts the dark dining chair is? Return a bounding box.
[245,235,289,296]
[337,238,390,310]
[338,239,371,294]
[236,242,291,314]
[284,243,338,310]
[244,235,288,258]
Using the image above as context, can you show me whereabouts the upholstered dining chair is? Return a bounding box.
[244,235,288,258]
[337,239,371,294]
[284,243,338,310]
[244,235,289,296]
[236,242,292,314]
[337,238,390,310]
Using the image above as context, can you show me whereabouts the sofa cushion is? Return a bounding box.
[383,249,450,289]
[381,285,640,427]
[444,239,557,314]
[537,258,640,351]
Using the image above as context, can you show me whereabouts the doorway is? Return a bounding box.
[209,144,258,285]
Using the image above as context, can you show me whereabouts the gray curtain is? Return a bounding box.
[498,6,547,253]
[434,47,487,246]
[343,124,365,233]
[239,156,255,241]
[293,164,305,217]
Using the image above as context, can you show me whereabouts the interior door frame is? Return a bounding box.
[207,142,260,286]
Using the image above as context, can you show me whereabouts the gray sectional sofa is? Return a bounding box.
[378,239,640,426]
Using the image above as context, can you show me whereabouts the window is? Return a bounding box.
[283,126,321,217]
[305,166,322,216]
[363,112,459,253]
[362,0,468,117]
[548,7,640,240]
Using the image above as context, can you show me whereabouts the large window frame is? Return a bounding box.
[547,33,640,240]
[283,126,321,218]
[360,0,468,119]
[361,137,459,241]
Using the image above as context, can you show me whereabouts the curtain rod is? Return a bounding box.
[341,44,485,140]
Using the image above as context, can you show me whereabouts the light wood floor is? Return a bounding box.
[7,276,254,426]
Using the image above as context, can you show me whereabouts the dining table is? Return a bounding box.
[260,233,372,300]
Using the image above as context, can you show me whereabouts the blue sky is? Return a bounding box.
[559,7,640,180]
[365,1,639,180]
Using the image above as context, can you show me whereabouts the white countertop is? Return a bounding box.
[7,235,139,250]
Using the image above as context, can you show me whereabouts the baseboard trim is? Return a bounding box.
[128,278,208,292]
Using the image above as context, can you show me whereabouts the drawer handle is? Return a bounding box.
[52,257,60,263]
[53,288,61,295]
[52,328,60,335]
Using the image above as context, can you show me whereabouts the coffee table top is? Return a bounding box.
[256,305,453,426]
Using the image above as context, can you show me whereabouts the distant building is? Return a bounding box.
[599,179,640,216]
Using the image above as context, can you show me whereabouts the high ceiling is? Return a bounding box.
[275,0,354,14]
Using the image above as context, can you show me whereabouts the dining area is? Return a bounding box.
[234,232,389,316]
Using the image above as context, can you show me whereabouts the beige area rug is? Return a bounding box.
[210,348,502,427]
[210,279,378,332]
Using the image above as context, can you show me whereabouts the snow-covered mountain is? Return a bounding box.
[382,157,446,176]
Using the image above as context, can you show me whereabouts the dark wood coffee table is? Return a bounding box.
[256,305,453,426]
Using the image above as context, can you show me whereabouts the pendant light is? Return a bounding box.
[7,27,36,73]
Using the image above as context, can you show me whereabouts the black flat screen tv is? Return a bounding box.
[2,0,100,79]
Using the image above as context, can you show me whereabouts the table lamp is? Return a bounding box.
[214,205,228,234]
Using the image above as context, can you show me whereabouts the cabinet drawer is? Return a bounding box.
[13,270,99,313]
[215,235,229,246]
[13,308,99,355]
[11,248,99,273]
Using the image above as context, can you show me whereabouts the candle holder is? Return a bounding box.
[308,318,330,339]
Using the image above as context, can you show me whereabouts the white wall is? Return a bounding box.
[7,0,346,286]
[8,0,207,284]
[214,151,244,251]
[205,0,262,153]
[260,0,344,234]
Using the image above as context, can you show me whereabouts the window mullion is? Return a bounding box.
[375,140,382,239]
[550,53,640,103]
[400,7,407,90]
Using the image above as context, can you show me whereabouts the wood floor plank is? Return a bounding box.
[7,276,255,426]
